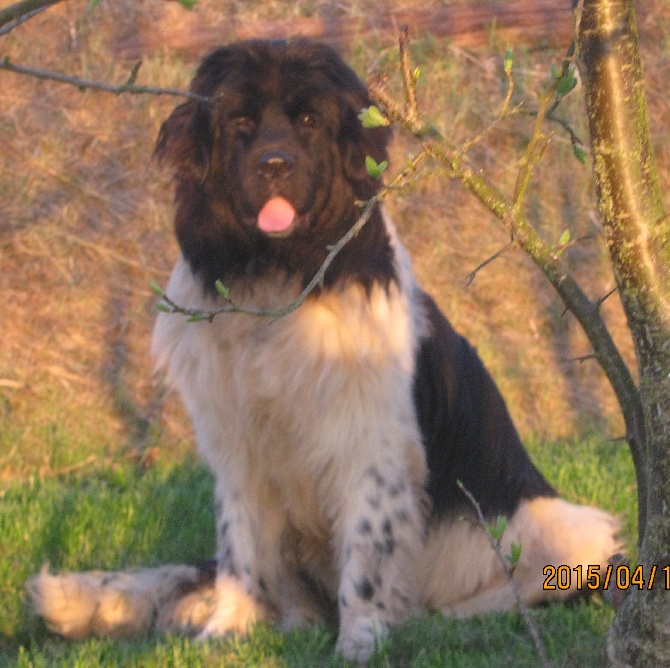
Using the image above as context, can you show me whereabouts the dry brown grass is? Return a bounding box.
[1,0,666,481]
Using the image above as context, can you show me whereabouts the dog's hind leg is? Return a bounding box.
[419,496,622,616]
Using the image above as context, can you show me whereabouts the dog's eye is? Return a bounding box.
[232,117,257,135]
[297,112,318,128]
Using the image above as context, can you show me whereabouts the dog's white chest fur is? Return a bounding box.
[152,257,427,539]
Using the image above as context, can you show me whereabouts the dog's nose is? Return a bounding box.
[258,152,294,180]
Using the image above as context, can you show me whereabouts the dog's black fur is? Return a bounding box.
[155,40,396,295]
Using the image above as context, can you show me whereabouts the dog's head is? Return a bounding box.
[155,40,395,291]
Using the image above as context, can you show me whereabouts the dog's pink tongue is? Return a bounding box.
[258,197,296,233]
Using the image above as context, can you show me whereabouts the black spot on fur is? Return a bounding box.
[366,494,381,510]
[394,508,411,523]
[172,560,217,598]
[191,559,217,581]
[367,467,386,487]
[374,539,396,556]
[258,577,268,593]
[357,518,372,535]
[219,547,237,576]
[381,518,393,536]
[388,482,406,497]
[354,577,375,601]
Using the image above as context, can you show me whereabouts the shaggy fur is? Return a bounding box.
[26,39,621,663]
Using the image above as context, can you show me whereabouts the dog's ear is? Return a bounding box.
[154,99,212,181]
[297,41,392,198]
[339,94,393,199]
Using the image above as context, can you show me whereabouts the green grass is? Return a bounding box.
[0,430,636,667]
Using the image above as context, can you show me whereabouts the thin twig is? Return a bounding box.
[398,25,418,121]
[596,286,618,311]
[159,200,380,321]
[457,481,552,668]
[457,53,519,157]
[568,353,598,363]
[465,241,515,286]
[560,283,616,319]
[0,58,209,103]
[521,109,584,149]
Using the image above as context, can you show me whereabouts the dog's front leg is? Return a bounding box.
[335,461,425,662]
[199,483,278,638]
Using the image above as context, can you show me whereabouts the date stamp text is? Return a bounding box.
[543,564,670,591]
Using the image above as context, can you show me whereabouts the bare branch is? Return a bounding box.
[457,481,552,668]
[0,58,209,103]
[568,353,599,363]
[398,25,418,122]
[457,51,519,157]
[0,0,62,30]
[521,109,584,151]
[596,286,618,311]
[465,242,515,286]
[0,3,51,37]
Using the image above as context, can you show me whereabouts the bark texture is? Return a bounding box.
[577,0,670,665]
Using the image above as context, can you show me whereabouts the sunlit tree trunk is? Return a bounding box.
[577,0,670,664]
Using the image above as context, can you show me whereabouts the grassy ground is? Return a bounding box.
[1,0,664,665]
[1,433,636,667]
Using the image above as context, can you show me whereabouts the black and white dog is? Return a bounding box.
[28,39,620,662]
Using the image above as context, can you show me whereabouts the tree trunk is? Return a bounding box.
[577,0,670,665]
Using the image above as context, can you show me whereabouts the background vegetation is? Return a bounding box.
[0,0,664,665]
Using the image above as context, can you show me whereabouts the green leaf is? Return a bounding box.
[573,145,587,163]
[358,106,390,129]
[214,279,230,299]
[156,302,172,313]
[559,229,571,246]
[365,156,388,179]
[186,313,206,322]
[507,542,522,566]
[488,516,507,541]
[177,0,198,8]
[149,281,165,297]
[412,67,421,82]
[557,71,578,98]
[503,49,514,75]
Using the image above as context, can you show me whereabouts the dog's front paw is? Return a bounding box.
[335,616,390,663]
[197,575,264,639]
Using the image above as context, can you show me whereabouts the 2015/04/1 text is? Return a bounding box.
[543,564,670,591]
